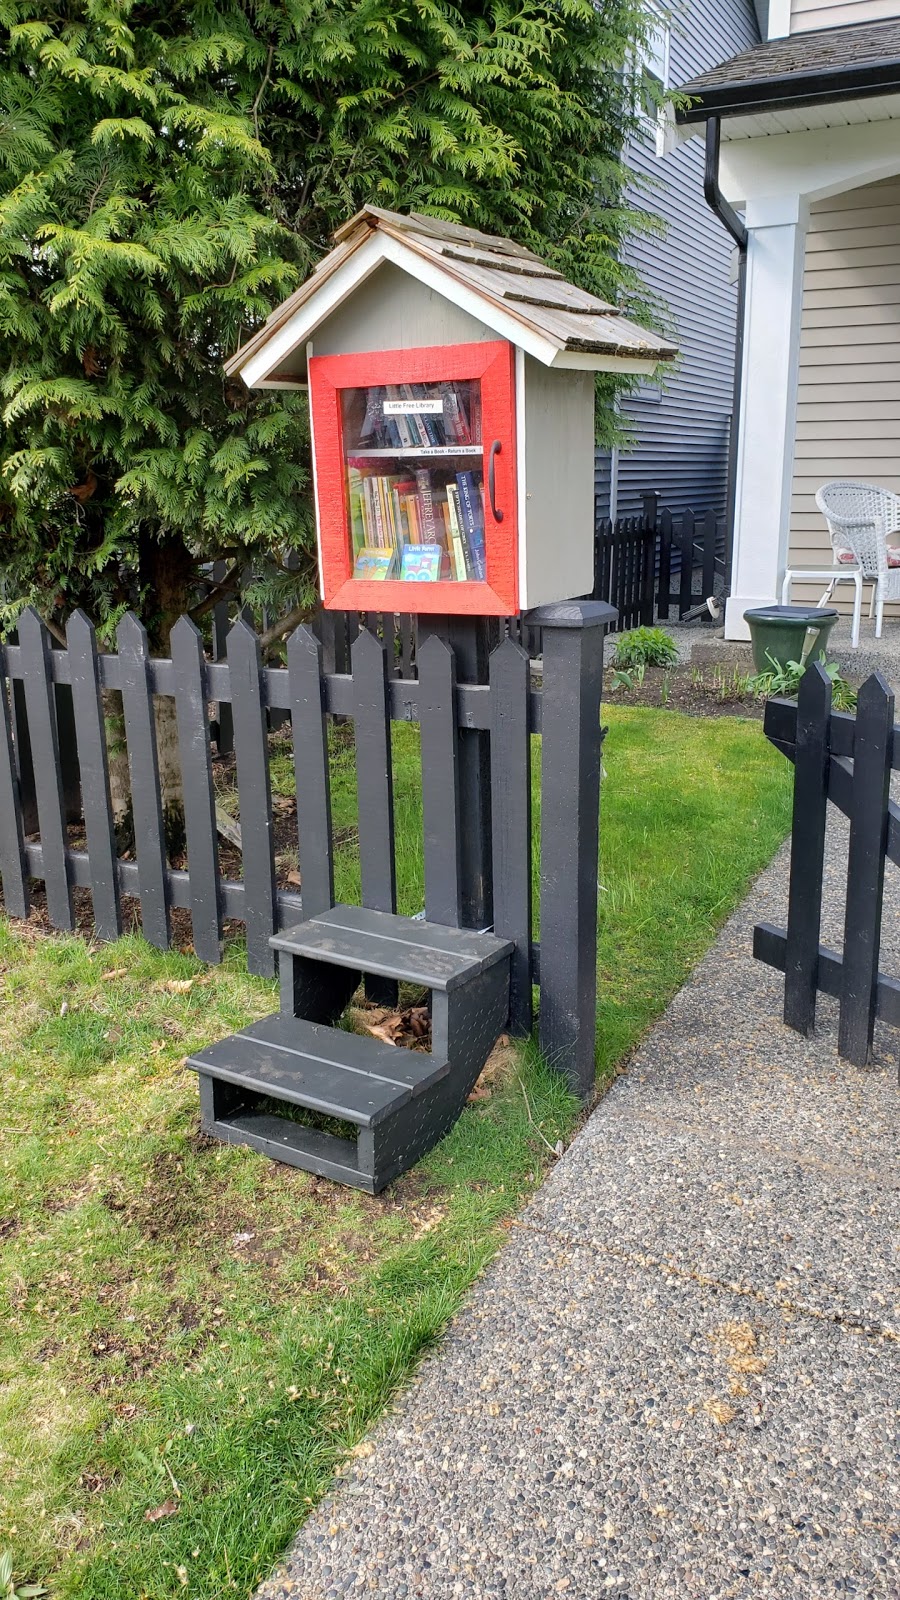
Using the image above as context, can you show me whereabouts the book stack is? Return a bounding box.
[348,462,488,583]
[356,383,479,451]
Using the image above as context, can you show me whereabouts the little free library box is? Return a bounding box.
[226,207,677,615]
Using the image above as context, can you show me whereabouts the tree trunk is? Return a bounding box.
[103,688,131,835]
[139,532,196,854]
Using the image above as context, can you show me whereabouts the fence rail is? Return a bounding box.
[754,663,900,1069]
[0,602,614,1092]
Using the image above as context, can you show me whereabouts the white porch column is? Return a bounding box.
[725,193,808,641]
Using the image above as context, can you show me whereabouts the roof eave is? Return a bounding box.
[677,61,900,124]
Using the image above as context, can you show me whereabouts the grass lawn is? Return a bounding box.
[0,706,792,1599]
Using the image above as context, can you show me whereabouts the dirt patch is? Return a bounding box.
[606,662,763,718]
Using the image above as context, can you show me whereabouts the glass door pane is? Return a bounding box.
[341,379,486,583]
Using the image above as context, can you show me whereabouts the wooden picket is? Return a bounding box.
[755,664,900,1070]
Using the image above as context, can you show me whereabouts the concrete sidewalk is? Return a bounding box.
[259,812,899,1600]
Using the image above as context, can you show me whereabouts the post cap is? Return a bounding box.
[524,600,617,630]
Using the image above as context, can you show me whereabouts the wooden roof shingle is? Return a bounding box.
[225,206,677,383]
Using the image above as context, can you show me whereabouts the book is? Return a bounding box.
[415,468,438,542]
[456,471,486,580]
[446,482,470,580]
[359,386,383,443]
[404,493,421,545]
[354,546,397,580]
[441,383,472,444]
[385,386,414,448]
[400,543,443,582]
[347,466,366,555]
[399,385,433,447]
[369,475,387,546]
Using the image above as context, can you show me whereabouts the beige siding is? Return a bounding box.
[790,0,900,34]
[788,177,900,611]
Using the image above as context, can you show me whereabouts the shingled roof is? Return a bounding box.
[676,17,900,122]
[225,206,676,386]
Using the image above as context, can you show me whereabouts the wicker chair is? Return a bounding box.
[815,480,900,640]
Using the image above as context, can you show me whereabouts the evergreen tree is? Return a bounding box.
[0,0,660,647]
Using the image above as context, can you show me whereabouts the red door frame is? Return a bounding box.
[309,340,518,615]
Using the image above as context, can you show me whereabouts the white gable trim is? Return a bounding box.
[239,232,387,387]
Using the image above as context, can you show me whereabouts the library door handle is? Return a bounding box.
[488,439,504,523]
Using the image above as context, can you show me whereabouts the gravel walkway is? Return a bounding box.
[258,810,899,1600]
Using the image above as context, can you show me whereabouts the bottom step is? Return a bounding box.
[209,1107,368,1190]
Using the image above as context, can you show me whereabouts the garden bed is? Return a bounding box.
[0,707,792,1600]
[605,661,763,718]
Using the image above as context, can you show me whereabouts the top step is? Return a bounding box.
[271,904,513,992]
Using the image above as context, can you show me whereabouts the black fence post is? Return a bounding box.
[657,508,672,621]
[525,599,616,1097]
[783,665,832,1035]
[839,672,894,1065]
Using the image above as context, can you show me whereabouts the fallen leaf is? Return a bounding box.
[349,1440,375,1458]
[287,870,302,887]
[364,1022,400,1047]
[159,978,196,994]
[176,1565,189,1586]
[101,968,128,981]
[144,1500,179,1522]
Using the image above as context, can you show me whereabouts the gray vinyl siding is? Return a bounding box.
[596,0,760,519]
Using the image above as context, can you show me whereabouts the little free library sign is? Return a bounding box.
[226,206,676,615]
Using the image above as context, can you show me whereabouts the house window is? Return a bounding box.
[640,8,670,158]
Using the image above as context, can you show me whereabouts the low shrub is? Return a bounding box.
[612,627,678,670]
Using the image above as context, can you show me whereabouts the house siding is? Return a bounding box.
[596,0,760,519]
[790,0,899,35]
[788,176,900,610]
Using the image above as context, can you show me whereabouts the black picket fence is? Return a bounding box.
[754,662,900,1071]
[0,602,614,1093]
[592,493,726,630]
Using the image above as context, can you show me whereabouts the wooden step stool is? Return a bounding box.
[187,904,513,1192]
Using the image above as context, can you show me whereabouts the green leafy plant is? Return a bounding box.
[0,1551,46,1599]
[748,653,858,711]
[608,661,646,692]
[612,627,679,670]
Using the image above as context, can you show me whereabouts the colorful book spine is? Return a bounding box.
[441,383,471,444]
[456,472,486,580]
[415,469,438,542]
[446,483,470,580]
[400,385,432,447]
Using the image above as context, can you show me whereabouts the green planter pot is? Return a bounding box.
[743,604,840,675]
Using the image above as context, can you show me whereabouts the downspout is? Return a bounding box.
[704,115,747,600]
